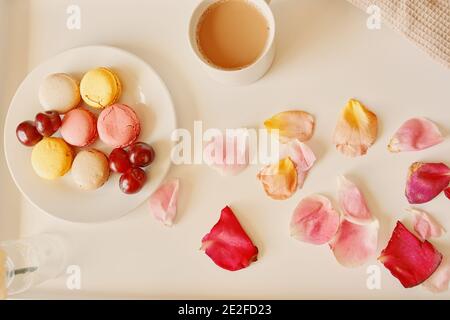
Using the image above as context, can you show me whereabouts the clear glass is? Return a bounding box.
[0,234,67,296]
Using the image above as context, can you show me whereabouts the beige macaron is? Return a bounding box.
[71,149,110,191]
[39,73,81,113]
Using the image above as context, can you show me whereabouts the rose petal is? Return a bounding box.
[388,118,444,153]
[280,140,316,172]
[337,176,372,225]
[407,208,446,241]
[264,110,314,142]
[329,219,379,268]
[201,206,258,271]
[333,99,378,157]
[445,187,450,200]
[204,130,249,176]
[0,249,6,300]
[279,140,316,188]
[297,170,308,190]
[423,256,450,293]
[405,162,450,204]
[257,158,298,200]
[290,195,340,245]
[148,179,180,226]
[379,221,442,288]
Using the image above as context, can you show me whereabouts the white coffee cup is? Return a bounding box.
[188,0,275,85]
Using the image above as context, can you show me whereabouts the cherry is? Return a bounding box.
[35,111,61,137]
[16,121,43,146]
[128,142,155,167]
[109,148,132,173]
[119,168,147,194]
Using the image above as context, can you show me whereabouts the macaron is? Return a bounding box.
[71,149,110,191]
[97,104,141,148]
[80,67,122,109]
[39,73,81,113]
[31,137,74,180]
[60,108,98,147]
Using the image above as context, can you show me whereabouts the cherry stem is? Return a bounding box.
[13,266,38,275]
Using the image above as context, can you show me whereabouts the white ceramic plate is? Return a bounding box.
[4,46,176,223]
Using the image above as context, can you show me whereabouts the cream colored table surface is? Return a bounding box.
[0,0,449,299]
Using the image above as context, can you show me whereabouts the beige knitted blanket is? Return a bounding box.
[348,0,450,68]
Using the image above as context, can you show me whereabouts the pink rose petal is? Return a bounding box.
[329,219,379,268]
[297,170,308,190]
[204,130,249,176]
[408,208,446,241]
[388,118,444,153]
[280,140,316,188]
[337,176,372,225]
[280,140,316,172]
[423,256,450,293]
[290,195,340,245]
[148,179,180,226]
[405,162,450,204]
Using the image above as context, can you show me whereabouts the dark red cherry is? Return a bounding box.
[128,142,155,167]
[16,121,43,146]
[109,148,132,174]
[35,111,61,137]
[119,168,147,194]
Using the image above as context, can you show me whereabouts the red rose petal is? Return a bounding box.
[379,221,443,288]
[201,206,258,271]
[405,162,450,204]
[445,187,450,200]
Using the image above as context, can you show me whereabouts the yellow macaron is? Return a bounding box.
[80,67,122,109]
[31,137,74,180]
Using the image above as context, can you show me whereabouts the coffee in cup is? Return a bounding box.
[196,0,270,70]
[189,0,275,85]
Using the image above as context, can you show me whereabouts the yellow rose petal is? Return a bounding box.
[257,158,298,200]
[333,99,378,157]
[264,110,314,142]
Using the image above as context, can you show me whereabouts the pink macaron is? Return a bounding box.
[60,108,98,147]
[97,104,141,148]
